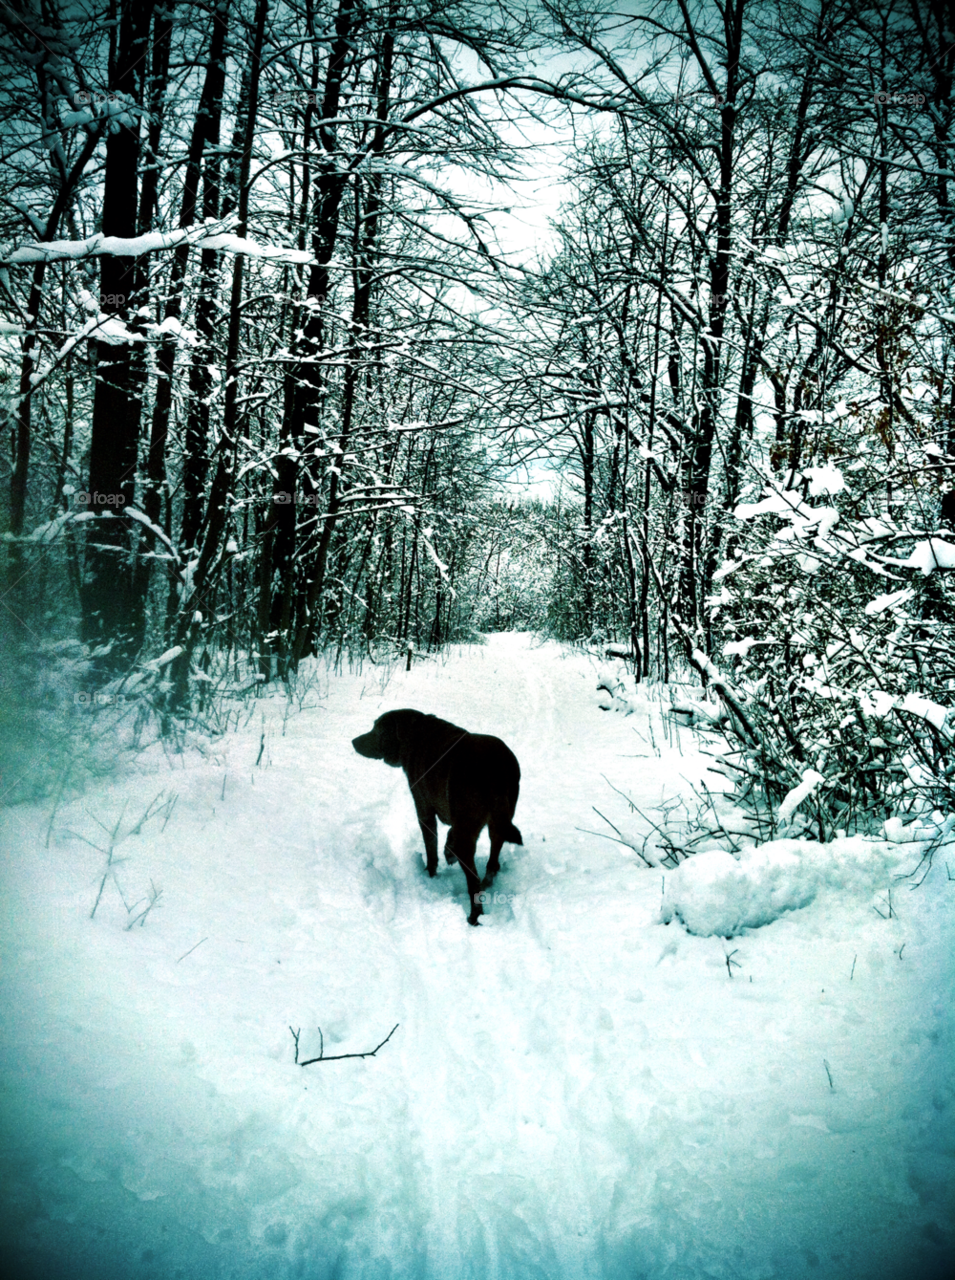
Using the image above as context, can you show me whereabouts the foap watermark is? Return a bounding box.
[274,90,321,109]
[273,491,321,506]
[667,88,724,107]
[274,90,373,112]
[74,690,126,707]
[874,89,925,107]
[75,490,126,507]
[67,90,124,107]
[474,890,518,906]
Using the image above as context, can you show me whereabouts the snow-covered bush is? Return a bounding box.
[659,835,904,936]
[707,454,955,838]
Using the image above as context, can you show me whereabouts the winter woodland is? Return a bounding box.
[1,2,954,1278]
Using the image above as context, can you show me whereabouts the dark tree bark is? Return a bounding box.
[290,6,396,666]
[262,0,359,674]
[8,13,102,555]
[170,0,268,702]
[139,2,230,611]
[677,0,744,639]
[82,0,157,663]
[181,1,230,558]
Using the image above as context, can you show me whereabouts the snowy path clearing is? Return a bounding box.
[1,633,953,1280]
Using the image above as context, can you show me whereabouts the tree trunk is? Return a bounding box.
[677,0,744,643]
[259,0,358,675]
[289,10,396,666]
[170,0,267,704]
[81,0,157,665]
[141,0,229,619]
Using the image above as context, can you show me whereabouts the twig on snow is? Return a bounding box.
[295,1023,399,1067]
[88,801,128,918]
[177,937,208,963]
[125,879,162,929]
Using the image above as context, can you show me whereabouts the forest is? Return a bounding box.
[2,8,955,1279]
[1,0,953,837]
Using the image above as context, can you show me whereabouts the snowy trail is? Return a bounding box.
[345,638,603,1278]
[1,634,953,1280]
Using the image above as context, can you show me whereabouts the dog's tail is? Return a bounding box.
[505,822,523,846]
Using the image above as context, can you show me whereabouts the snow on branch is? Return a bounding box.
[2,224,317,268]
[883,538,955,575]
[27,508,187,586]
[688,648,759,747]
[733,476,955,579]
[777,770,827,824]
[420,529,455,593]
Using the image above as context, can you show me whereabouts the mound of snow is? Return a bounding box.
[595,662,625,695]
[661,836,903,936]
[595,661,639,714]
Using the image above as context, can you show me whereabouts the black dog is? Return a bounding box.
[352,709,523,925]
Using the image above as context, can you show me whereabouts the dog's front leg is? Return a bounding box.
[413,797,440,876]
[442,830,458,866]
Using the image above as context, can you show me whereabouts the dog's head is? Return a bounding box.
[352,710,420,768]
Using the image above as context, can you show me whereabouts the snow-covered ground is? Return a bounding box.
[1,633,953,1280]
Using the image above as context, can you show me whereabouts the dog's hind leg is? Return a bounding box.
[448,825,483,925]
[483,810,522,888]
[482,828,504,890]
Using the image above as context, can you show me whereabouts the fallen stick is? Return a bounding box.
[291,1023,400,1067]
